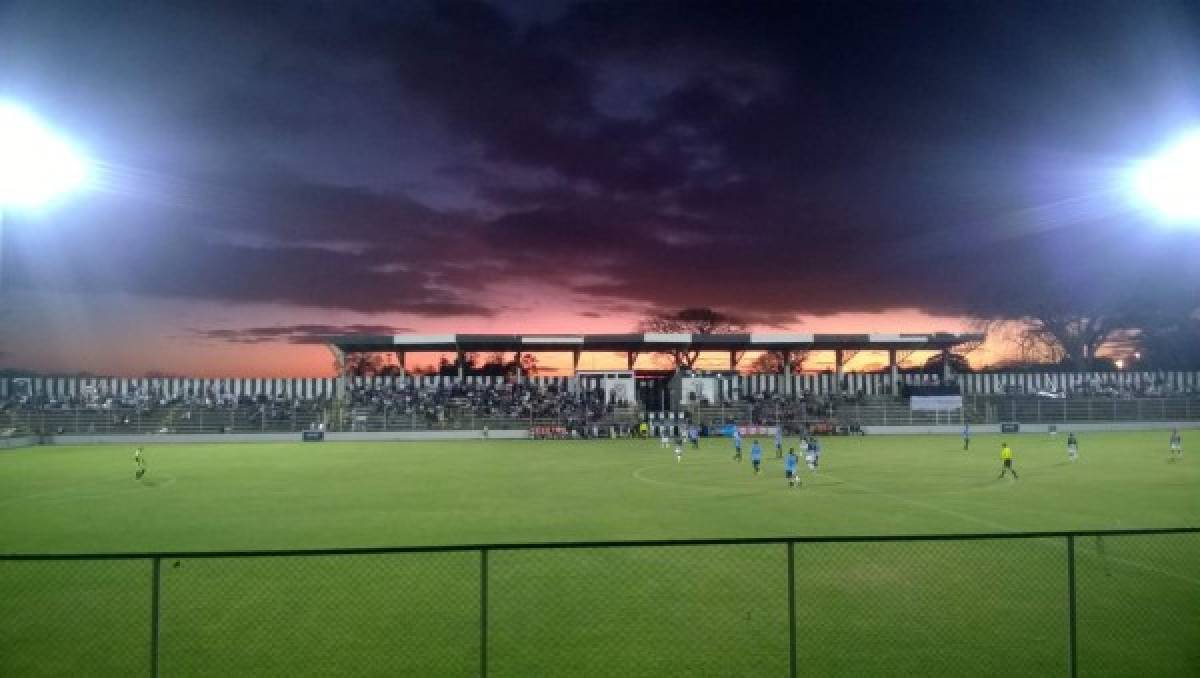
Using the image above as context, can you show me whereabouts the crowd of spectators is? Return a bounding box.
[0,387,327,433]
[995,376,1200,399]
[345,381,633,427]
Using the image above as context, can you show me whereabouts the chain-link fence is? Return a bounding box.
[2,528,1197,677]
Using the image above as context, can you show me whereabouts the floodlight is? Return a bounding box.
[0,102,91,208]
[1132,130,1200,224]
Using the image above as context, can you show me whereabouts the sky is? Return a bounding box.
[1,0,1198,377]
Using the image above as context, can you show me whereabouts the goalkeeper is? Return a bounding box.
[134,447,146,480]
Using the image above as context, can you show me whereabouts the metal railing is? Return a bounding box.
[2,528,1196,677]
[838,397,1200,427]
[4,396,1199,436]
[0,407,637,436]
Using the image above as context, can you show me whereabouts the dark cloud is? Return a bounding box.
[191,324,412,345]
[2,0,1198,325]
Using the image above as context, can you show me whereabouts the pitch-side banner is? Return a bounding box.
[910,395,963,411]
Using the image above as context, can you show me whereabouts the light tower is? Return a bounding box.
[0,101,92,284]
[1131,129,1200,225]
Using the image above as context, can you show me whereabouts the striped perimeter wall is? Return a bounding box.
[1,372,1196,400]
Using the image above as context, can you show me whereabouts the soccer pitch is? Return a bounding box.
[2,431,1198,677]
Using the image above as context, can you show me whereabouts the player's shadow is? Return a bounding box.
[140,478,163,487]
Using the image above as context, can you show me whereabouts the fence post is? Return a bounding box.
[1066,535,1077,678]
[787,541,797,678]
[480,548,489,678]
[151,557,162,678]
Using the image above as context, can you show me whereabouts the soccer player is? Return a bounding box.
[733,428,743,462]
[674,439,684,463]
[688,425,700,449]
[1169,429,1182,461]
[998,442,1018,480]
[1067,432,1079,462]
[134,446,146,480]
[774,426,784,458]
[804,437,816,471]
[962,421,970,451]
[809,436,822,471]
[750,439,763,474]
[785,448,800,488]
[660,428,670,449]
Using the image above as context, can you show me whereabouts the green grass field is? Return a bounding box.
[2,431,1198,676]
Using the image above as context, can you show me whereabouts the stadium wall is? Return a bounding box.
[39,430,529,445]
[2,371,1198,400]
[863,421,1200,435]
[0,435,37,449]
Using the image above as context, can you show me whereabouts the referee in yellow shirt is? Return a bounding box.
[998,442,1018,480]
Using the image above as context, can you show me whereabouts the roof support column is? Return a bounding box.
[394,352,406,376]
[627,352,637,370]
[514,351,523,378]
[782,350,793,396]
[572,350,581,375]
[889,349,898,395]
[328,344,347,401]
[729,350,738,371]
[835,349,845,395]
[941,349,952,383]
[456,350,465,381]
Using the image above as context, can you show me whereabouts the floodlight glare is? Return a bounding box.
[1132,130,1200,223]
[0,102,91,208]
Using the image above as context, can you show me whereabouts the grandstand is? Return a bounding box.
[3,361,1199,437]
[3,331,1199,438]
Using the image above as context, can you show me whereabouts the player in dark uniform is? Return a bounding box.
[1169,429,1182,461]
[134,447,146,480]
[1066,432,1078,462]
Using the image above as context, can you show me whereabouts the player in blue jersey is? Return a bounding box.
[785,448,800,488]
[774,427,784,458]
[750,439,763,474]
[962,421,970,451]
[732,428,743,462]
[808,437,821,471]
[688,425,700,449]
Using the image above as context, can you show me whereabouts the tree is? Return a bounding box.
[979,308,1128,370]
[637,307,747,369]
[921,352,972,374]
[344,353,385,377]
[1128,312,1200,370]
[747,350,811,374]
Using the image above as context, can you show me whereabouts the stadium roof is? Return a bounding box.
[327,332,983,354]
